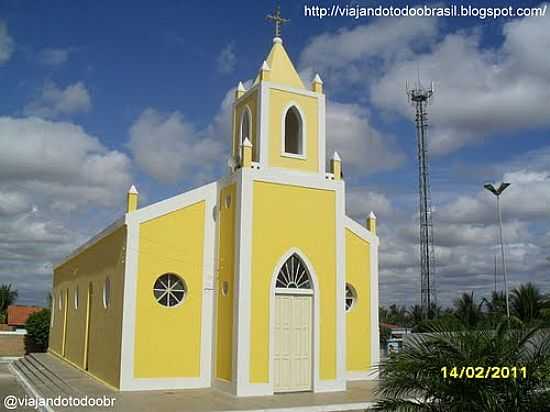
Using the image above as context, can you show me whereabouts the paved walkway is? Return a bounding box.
[10,353,380,411]
[0,361,35,412]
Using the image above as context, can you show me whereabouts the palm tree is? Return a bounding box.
[0,284,18,319]
[427,302,443,320]
[380,306,390,323]
[510,283,550,324]
[375,320,550,411]
[481,291,507,326]
[454,291,484,328]
[407,304,425,330]
[389,304,408,325]
[483,291,506,314]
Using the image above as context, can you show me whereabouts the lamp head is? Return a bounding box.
[484,183,498,196]
[484,182,511,196]
[497,182,511,194]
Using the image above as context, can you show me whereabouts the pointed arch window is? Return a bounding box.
[240,107,252,144]
[283,106,304,156]
[276,254,312,289]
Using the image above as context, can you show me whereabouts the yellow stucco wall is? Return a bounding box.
[250,181,336,382]
[216,183,236,381]
[134,201,205,378]
[345,229,372,372]
[254,41,305,89]
[48,286,64,356]
[234,90,258,161]
[50,226,126,388]
[268,89,319,172]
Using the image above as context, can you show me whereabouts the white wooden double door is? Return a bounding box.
[273,294,313,392]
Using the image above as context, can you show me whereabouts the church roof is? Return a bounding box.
[254,37,305,89]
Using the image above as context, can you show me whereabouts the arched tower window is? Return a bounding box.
[284,106,303,155]
[276,253,312,289]
[240,108,252,143]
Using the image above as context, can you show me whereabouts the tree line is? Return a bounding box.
[380,282,550,334]
[375,282,550,411]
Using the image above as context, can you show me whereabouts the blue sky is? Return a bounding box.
[1,0,549,307]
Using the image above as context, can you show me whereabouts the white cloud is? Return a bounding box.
[0,116,132,210]
[0,21,14,64]
[129,83,249,185]
[343,149,550,307]
[205,85,238,142]
[300,16,439,88]
[300,5,550,155]
[38,48,71,66]
[347,188,394,221]
[437,168,550,225]
[0,208,83,305]
[0,116,133,305]
[24,81,92,119]
[502,9,550,78]
[217,43,237,74]
[504,169,549,184]
[326,101,405,176]
[129,108,225,184]
[0,191,31,216]
[136,82,405,182]
[371,23,550,154]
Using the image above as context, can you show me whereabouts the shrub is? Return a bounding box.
[374,319,550,411]
[25,309,50,352]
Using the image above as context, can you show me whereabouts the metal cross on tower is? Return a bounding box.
[407,79,436,317]
[266,5,289,38]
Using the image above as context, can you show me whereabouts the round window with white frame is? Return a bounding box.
[103,277,111,309]
[345,283,357,312]
[153,273,187,307]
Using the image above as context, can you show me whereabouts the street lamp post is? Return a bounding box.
[484,182,511,319]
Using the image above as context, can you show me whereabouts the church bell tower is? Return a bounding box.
[230,18,331,178]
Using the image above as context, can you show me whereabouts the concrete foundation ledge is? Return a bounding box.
[8,353,381,411]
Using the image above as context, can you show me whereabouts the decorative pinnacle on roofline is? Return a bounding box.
[266,5,289,38]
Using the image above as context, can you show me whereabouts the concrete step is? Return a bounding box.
[10,357,57,399]
[27,353,82,396]
[11,355,74,399]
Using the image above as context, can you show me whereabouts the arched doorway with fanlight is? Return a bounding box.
[270,251,317,393]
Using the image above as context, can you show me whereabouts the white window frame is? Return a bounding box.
[240,106,252,143]
[274,253,313,294]
[50,296,55,327]
[221,280,230,296]
[74,285,79,310]
[153,273,187,308]
[345,283,357,312]
[280,102,306,159]
[103,277,111,309]
[275,287,313,296]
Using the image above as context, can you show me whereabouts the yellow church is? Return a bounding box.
[48,28,380,396]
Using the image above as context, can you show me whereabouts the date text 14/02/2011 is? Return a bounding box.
[441,366,527,379]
